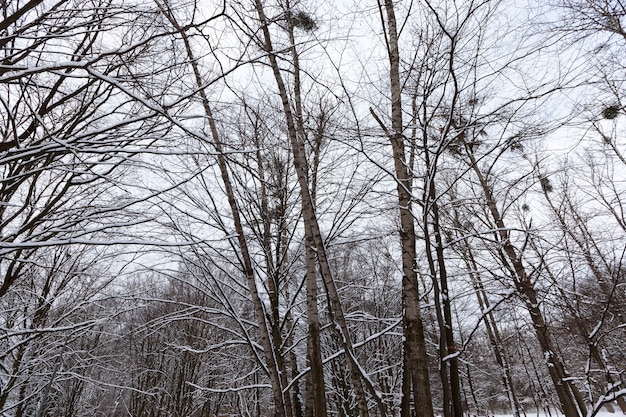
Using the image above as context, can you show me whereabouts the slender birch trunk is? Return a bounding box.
[159,9,287,417]
[283,9,327,417]
[253,2,385,416]
[303,125,327,417]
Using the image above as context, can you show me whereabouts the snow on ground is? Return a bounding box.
[471,412,625,417]
[452,406,626,417]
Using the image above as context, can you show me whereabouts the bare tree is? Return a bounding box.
[371,2,435,416]
[251,1,388,416]
[0,0,195,298]
[0,244,125,416]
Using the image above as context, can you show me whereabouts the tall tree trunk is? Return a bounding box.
[423,191,463,417]
[423,206,453,417]
[160,9,287,417]
[253,2,384,416]
[305,237,328,417]
[467,151,583,417]
[375,1,434,417]
[431,205,463,417]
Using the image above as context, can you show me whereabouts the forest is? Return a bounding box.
[1,0,625,416]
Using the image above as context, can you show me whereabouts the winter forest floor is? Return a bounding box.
[470,408,626,417]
